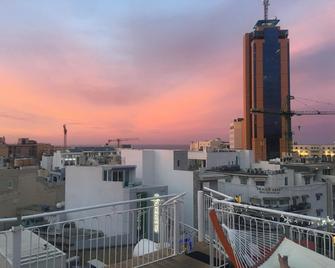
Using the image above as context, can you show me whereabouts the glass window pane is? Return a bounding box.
[118,171,123,181]
[113,171,118,181]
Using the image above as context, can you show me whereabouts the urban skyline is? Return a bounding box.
[0,0,334,145]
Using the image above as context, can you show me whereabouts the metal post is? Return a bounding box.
[12,225,22,268]
[209,214,214,268]
[173,200,179,255]
[197,191,204,242]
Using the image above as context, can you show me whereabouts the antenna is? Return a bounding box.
[263,0,270,21]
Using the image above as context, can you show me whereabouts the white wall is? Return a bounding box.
[152,150,194,225]
[40,155,53,171]
[121,149,194,225]
[252,161,281,171]
[237,150,254,169]
[65,166,126,236]
[65,166,125,209]
[121,149,157,185]
[52,151,63,169]
[207,152,239,168]
[188,150,253,170]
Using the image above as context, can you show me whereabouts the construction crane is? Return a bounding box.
[63,124,67,149]
[106,138,139,148]
[250,106,335,153]
[250,109,335,117]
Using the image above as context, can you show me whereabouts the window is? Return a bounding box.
[304,177,310,185]
[279,199,289,205]
[240,178,247,185]
[177,160,180,167]
[322,169,331,175]
[315,193,322,201]
[103,170,107,181]
[263,199,270,206]
[284,177,288,186]
[118,170,123,181]
[316,209,323,217]
[256,181,265,186]
[113,171,118,181]
[103,169,125,182]
[263,199,277,207]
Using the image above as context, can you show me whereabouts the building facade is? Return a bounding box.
[292,144,335,161]
[229,118,244,149]
[189,138,229,152]
[243,18,291,161]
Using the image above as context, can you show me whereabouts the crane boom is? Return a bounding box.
[107,137,139,148]
[293,110,335,116]
[250,109,335,117]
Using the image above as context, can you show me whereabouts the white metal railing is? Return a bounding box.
[0,193,188,268]
[198,188,335,268]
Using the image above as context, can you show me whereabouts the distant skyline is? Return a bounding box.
[1,0,334,145]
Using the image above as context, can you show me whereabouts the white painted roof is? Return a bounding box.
[0,229,65,266]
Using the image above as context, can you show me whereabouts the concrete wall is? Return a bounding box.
[173,151,188,170]
[0,168,64,218]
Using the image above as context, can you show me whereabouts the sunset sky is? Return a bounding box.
[0,0,334,145]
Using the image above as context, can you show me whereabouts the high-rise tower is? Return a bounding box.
[243,1,291,161]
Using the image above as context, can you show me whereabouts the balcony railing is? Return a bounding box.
[199,187,335,268]
[0,193,189,268]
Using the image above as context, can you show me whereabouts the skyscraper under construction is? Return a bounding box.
[243,2,291,161]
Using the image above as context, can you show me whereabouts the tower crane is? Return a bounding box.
[106,138,139,148]
[250,105,335,154]
[250,109,335,117]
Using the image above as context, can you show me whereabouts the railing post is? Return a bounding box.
[197,190,204,242]
[173,200,180,255]
[209,213,214,268]
[11,225,23,268]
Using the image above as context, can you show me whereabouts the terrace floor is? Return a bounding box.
[144,242,211,268]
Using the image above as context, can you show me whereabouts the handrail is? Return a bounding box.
[212,198,335,224]
[203,187,234,200]
[162,192,186,206]
[0,192,182,223]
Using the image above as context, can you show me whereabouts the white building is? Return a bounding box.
[189,138,229,152]
[40,155,53,172]
[229,118,244,149]
[188,150,254,170]
[65,164,168,236]
[213,161,329,218]
[121,149,195,225]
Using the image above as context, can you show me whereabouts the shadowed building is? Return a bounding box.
[243,15,291,161]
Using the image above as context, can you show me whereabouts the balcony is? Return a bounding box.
[0,193,199,268]
[285,202,311,212]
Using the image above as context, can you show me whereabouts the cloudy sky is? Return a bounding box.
[0,0,334,145]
